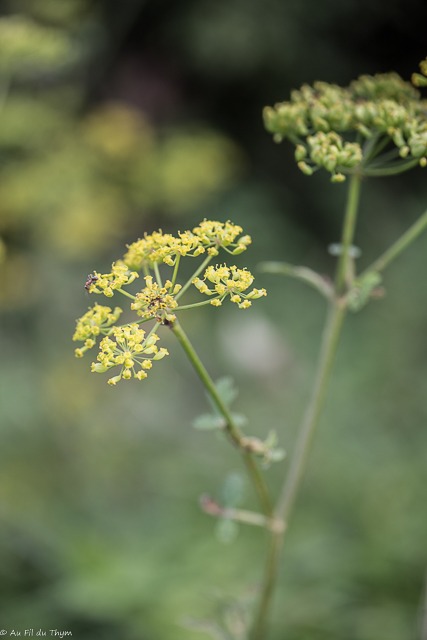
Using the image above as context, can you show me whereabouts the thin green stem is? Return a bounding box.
[117,287,136,300]
[362,158,420,177]
[276,301,346,524]
[170,254,181,289]
[175,254,213,301]
[362,133,387,163]
[249,300,346,640]
[249,172,362,640]
[248,529,283,640]
[361,207,427,276]
[335,172,362,293]
[171,319,273,517]
[153,262,163,287]
[146,320,161,341]
[177,297,221,311]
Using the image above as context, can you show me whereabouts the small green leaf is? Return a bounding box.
[215,376,239,407]
[192,414,225,430]
[205,377,239,415]
[221,471,245,506]
[268,449,286,463]
[230,412,247,428]
[216,518,239,544]
[264,430,278,448]
[348,271,382,312]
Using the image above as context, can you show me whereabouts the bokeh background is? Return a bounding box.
[1,1,427,639]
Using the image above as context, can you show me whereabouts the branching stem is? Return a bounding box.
[249,172,362,640]
[361,207,427,276]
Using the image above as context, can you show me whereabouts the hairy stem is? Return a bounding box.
[171,319,273,517]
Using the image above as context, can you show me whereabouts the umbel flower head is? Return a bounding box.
[131,276,181,323]
[84,260,139,296]
[264,68,427,180]
[123,219,251,270]
[193,264,267,308]
[92,324,168,385]
[73,220,267,384]
[73,304,123,357]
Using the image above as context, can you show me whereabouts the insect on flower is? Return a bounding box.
[84,273,99,291]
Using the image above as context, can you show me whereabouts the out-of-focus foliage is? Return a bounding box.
[0,2,241,310]
[0,14,80,77]
[0,95,239,258]
[0,0,426,639]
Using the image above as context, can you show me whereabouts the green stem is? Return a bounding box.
[171,319,273,517]
[362,158,420,177]
[177,297,221,311]
[276,301,346,525]
[117,288,136,300]
[249,172,362,640]
[175,254,213,301]
[362,133,387,163]
[249,300,346,640]
[170,254,181,289]
[361,207,427,276]
[248,526,284,640]
[154,262,163,287]
[335,172,362,293]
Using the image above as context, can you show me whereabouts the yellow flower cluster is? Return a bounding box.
[123,219,251,270]
[91,324,169,385]
[193,265,267,309]
[86,261,139,297]
[74,220,267,384]
[131,276,181,322]
[191,219,251,254]
[73,304,123,357]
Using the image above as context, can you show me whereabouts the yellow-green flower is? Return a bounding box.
[191,219,251,256]
[193,265,267,308]
[412,58,427,88]
[86,260,139,297]
[91,323,169,385]
[123,220,251,270]
[264,70,427,179]
[131,276,181,323]
[304,131,363,181]
[73,304,123,357]
[123,231,178,270]
[73,220,267,383]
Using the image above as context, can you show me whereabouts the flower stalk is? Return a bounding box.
[361,207,427,276]
[171,319,273,517]
[249,172,362,640]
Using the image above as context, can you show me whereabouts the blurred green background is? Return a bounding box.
[0,1,427,638]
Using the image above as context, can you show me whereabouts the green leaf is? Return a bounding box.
[230,412,247,428]
[192,413,225,430]
[268,449,286,463]
[215,376,239,407]
[216,518,239,544]
[221,471,245,506]
[348,271,382,312]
